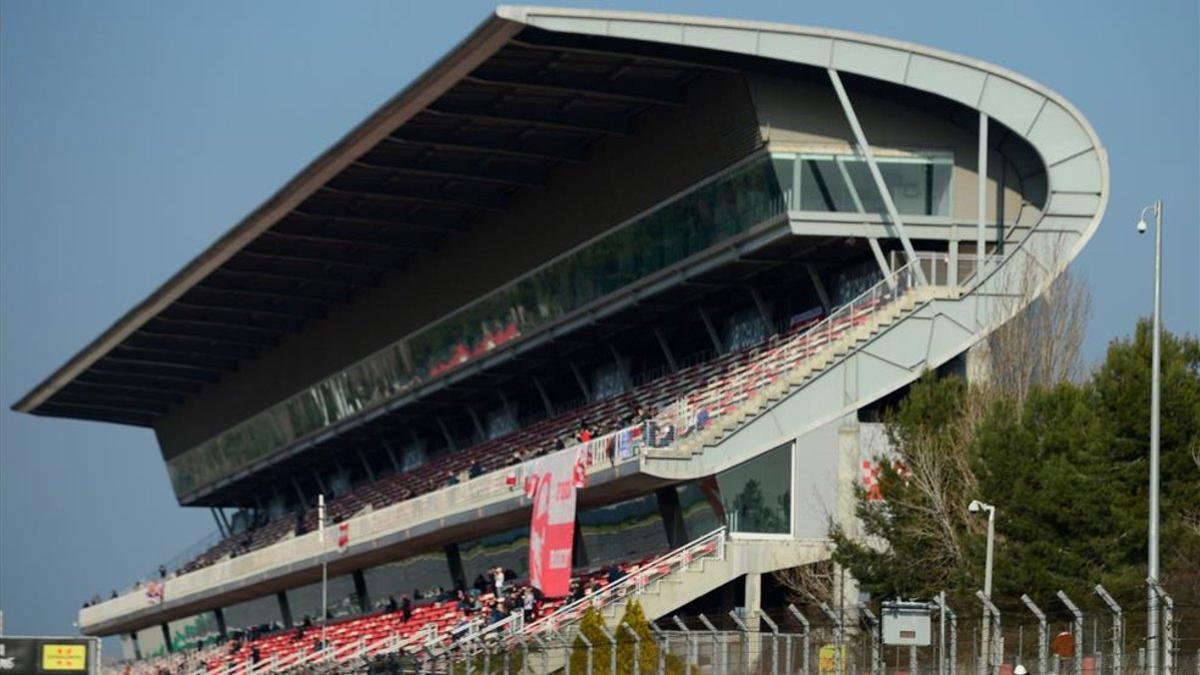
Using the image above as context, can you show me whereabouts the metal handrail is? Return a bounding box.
[652,253,990,443]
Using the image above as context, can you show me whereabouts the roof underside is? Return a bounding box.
[18,25,734,426]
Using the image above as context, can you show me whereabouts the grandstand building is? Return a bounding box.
[14,6,1106,669]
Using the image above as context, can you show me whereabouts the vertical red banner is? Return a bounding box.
[528,450,579,597]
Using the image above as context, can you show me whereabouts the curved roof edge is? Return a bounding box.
[15,5,1108,416]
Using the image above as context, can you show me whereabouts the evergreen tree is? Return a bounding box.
[830,322,1200,609]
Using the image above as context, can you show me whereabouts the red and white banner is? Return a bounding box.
[527,449,584,597]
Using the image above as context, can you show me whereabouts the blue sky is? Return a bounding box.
[1,0,1196,637]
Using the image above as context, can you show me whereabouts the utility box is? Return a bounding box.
[881,601,932,646]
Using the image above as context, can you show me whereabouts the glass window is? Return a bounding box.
[223,593,283,633]
[286,575,358,623]
[134,626,167,660]
[167,612,220,652]
[362,551,453,611]
[716,443,792,535]
[459,526,531,584]
[577,493,670,566]
[776,151,952,217]
[168,154,785,499]
[677,482,722,538]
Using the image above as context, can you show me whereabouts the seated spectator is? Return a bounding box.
[401,595,412,623]
[576,422,593,443]
[468,461,483,478]
[385,595,398,613]
[446,471,460,487]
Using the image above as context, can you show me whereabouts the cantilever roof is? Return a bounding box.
[14,5,1106,427]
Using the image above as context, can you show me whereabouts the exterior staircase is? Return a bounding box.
[646,264,958,464]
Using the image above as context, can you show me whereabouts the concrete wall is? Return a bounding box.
[154,71,763,459]
[747,73,1042,229]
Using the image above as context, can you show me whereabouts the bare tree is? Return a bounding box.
[982,251,1092,402]
[773,560,837,607]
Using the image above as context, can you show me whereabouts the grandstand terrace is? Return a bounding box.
[14,7,1105,667]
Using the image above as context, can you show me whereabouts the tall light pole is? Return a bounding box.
[1136,200,1163,674]
[970,499,996,674]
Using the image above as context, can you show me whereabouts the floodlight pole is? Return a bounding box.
[1140,199,1164,675]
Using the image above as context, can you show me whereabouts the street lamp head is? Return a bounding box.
[969,500,983,513]
[1137,218,1148,234]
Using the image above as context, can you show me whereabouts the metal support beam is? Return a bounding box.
[609,344,634,391]
[357,449,376,483]
[444,544,467,593]
[532,377,554,416]
[828,68,927,285]
[292,477,309,509]
[436,416,457,451]
[653,326,679,373]
[161,624,173,654]
[978,112,989,264]
[382,440,402,474]
[465,405,486,440]
[569,362,592,402]
[805,265,833,313]
[748,287,775,334]
[210,507,228,539]
[698,307,724,354]
[214,608,227,640]
[832,156,896,290]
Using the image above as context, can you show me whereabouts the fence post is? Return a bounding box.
[933,593,949,675]
[945,600,958,675]
[599,624,618,675]
[730,610,753,674]
[1149,581,1174,675]
[622,623,641,675]
[819,603,844,675]
[860,605,881,675]
[650,621,668,675]
[698,614,724,674]
[1057,591,1084,675]
[1021,594,1049,675]
[977,591,1003,675]
[672,615,694,671]
[578,632,593,675]
[787,605,812,675]
[759,610,781,675]
[1094,585,1123,675]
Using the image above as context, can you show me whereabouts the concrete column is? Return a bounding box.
[444,544,467,592]
[352,570,371,614]
[655,486,690,549]
[744,573,763,632]
[214,608,227,640]
[572,525,590,568]
[277,591,294,628]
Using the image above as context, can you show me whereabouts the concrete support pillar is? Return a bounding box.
[352,570,371,614]
[444,544,467,592]
[655,486,690,549]
[572,525,590,569]
[744,573,763,632]
[213,608,228,641]
[277,591,294,628]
